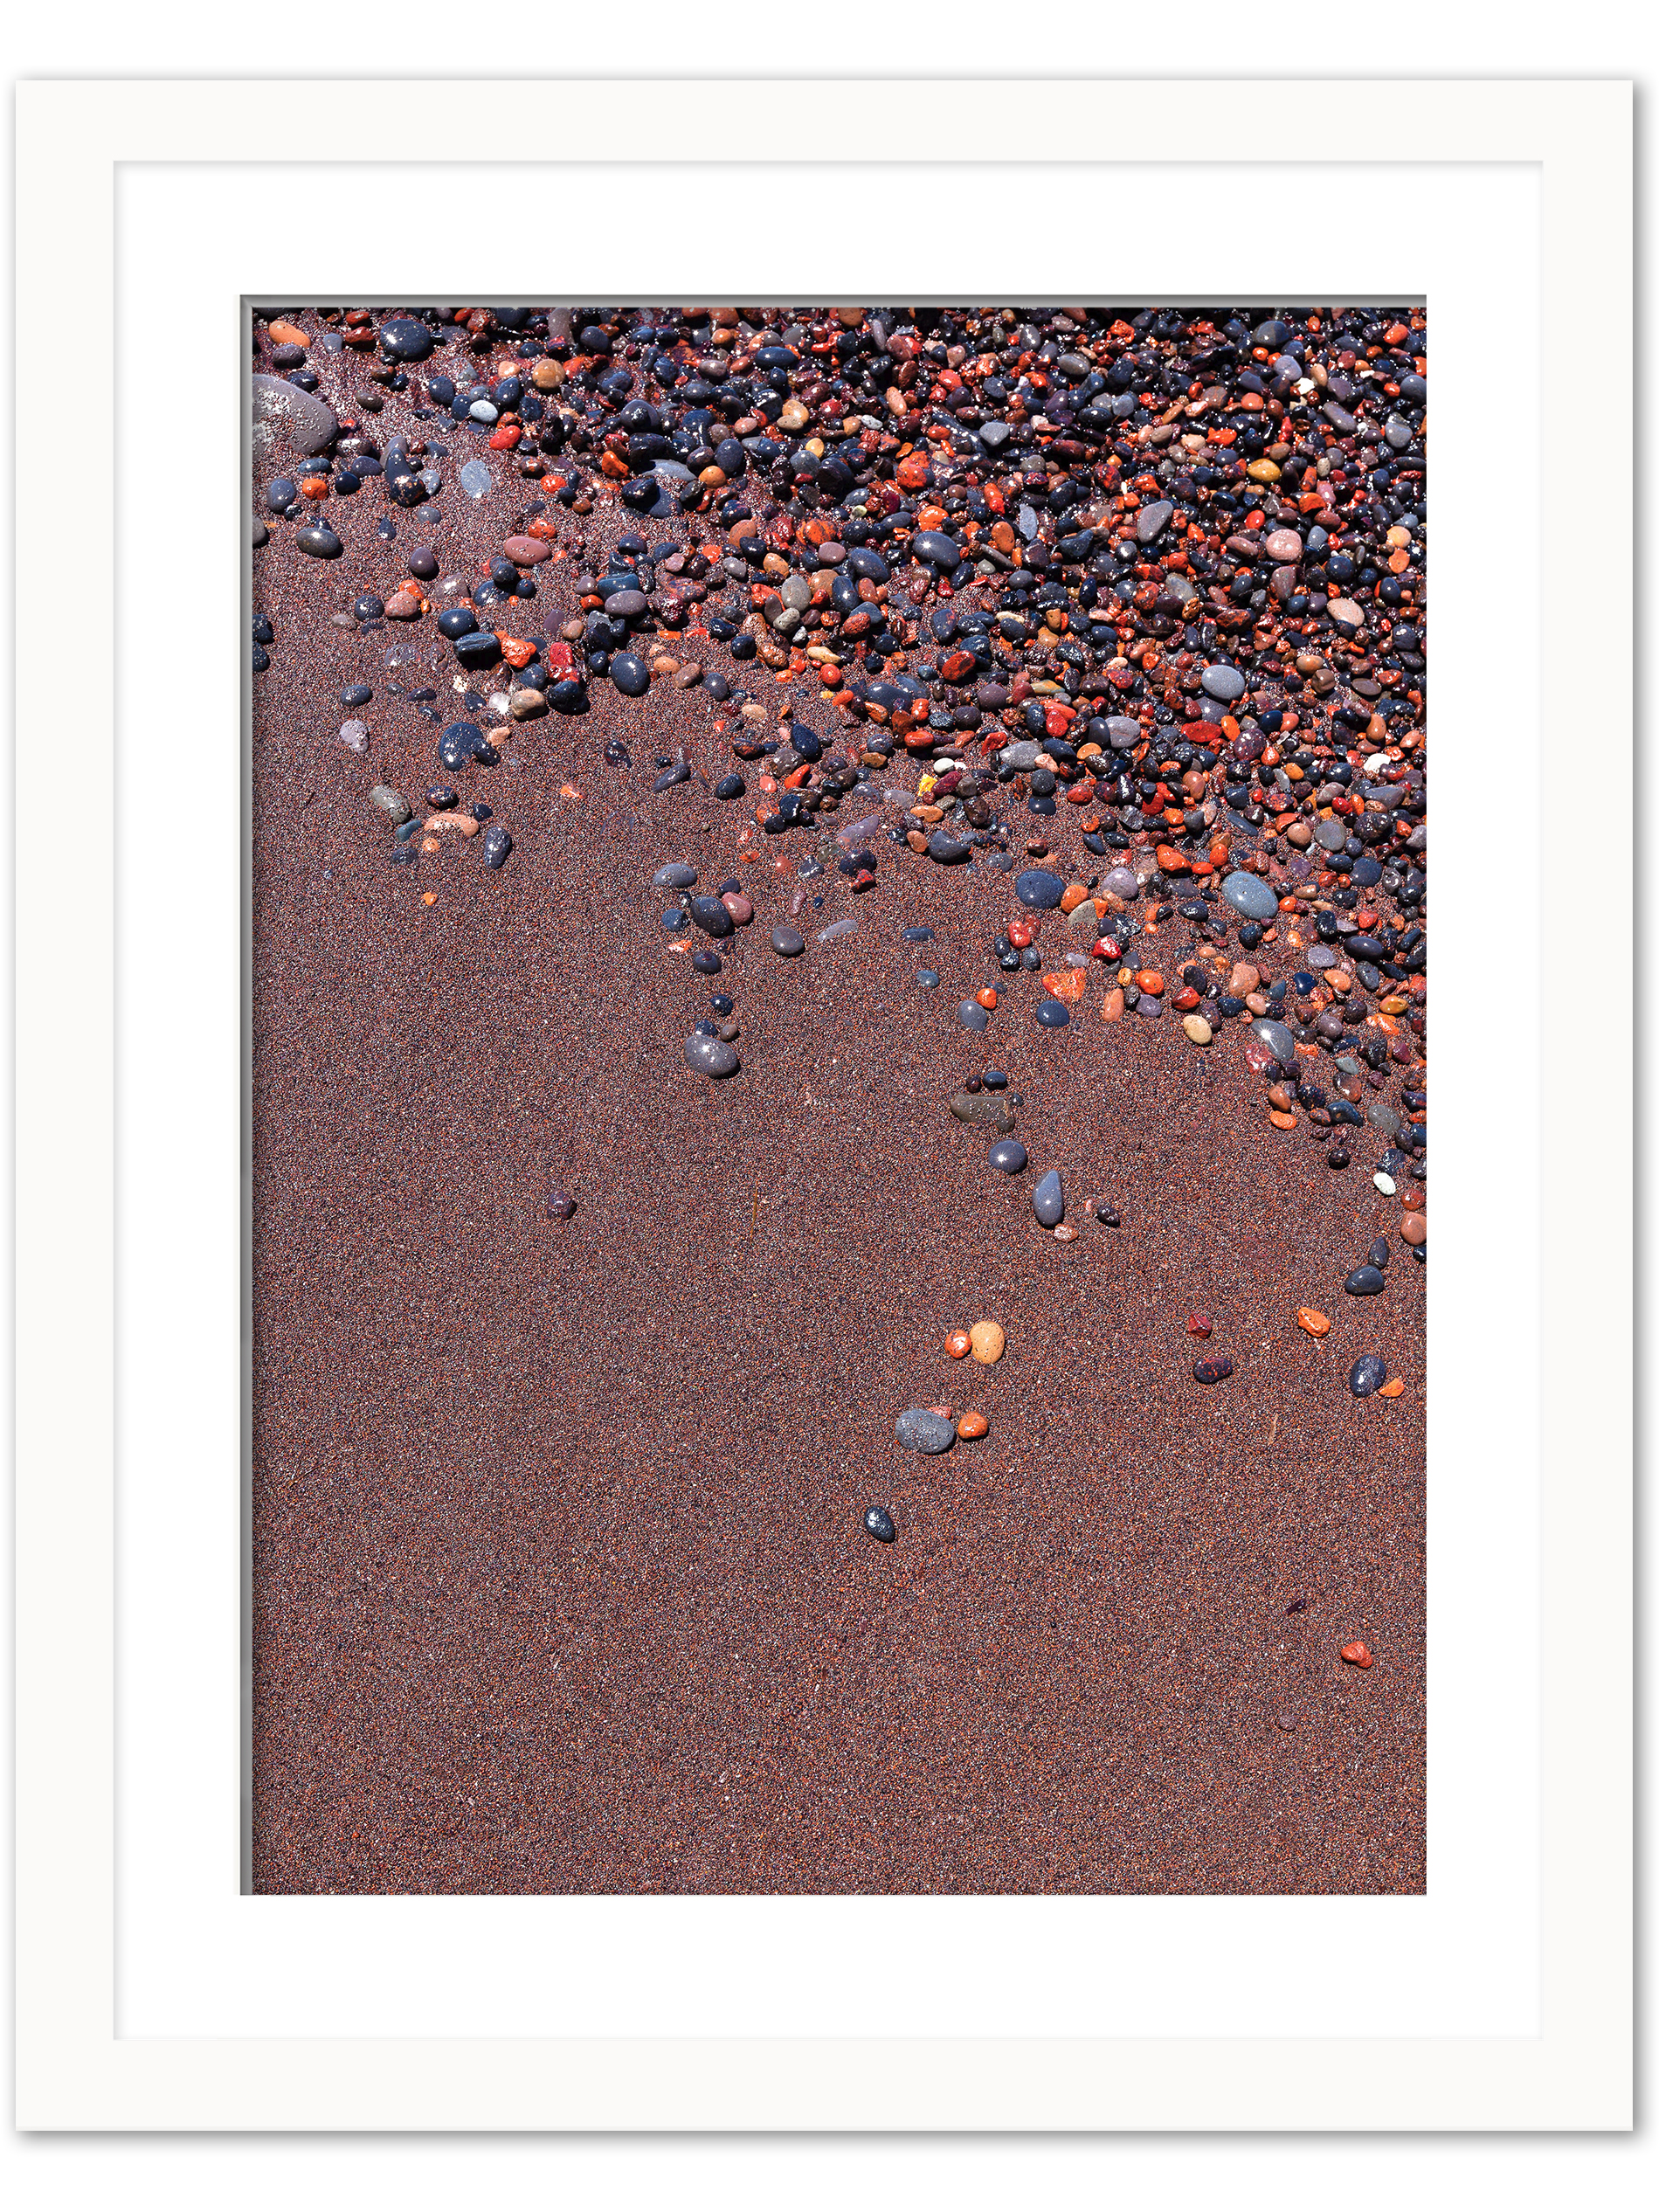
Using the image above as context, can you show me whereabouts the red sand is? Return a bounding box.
[251,366,1425,1897]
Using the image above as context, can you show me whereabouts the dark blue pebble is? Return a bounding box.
[988,1138,1027,1174]
[1014,868,1065,909]
[653,763,690,791]
[1349,1354,1387,1397]
[1344,1266,1386,1296]
[957,999,990,1033]
[902,926,935,943]
[340,684,372,708]
[715,773,745,799]
[916,971,940,988]
[611,653,649,696]
[863,1506,897,1544]
[1193,1357,1234,1385]
[983,1068,1007,1089]
[693,950,722,975]
[295,525,342,559]
[481,826,512,868]
[1034,999,1071,1027]
[689,896,733,938]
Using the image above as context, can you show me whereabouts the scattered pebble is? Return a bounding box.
[969,1321,1006,1364]
[895,1408,956,1454]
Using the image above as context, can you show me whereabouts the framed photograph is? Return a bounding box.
[14,76,1631,2131]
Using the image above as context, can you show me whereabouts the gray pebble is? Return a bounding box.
[1221,869,1279,922]
[895,1408,956,1454]
[684,1034,739,1077]
[1033,1169,1065,1227]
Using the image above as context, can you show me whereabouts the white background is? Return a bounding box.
[5,1,1655,2208]
[114,156,1539,2047]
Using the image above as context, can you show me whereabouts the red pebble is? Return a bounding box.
[1007,919,1033,949]
[488,424,522,449]
[1341,1642,1374,1669]
[1187,1313,1213,1338]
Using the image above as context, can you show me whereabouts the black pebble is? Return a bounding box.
[1344,1266,1386,1296]
[1193,1356,1234,1385]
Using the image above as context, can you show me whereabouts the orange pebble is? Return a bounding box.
[975,986,999,1011]
[1137,970,1164,995]
[1340,1642,1373,1669]
[1296,1307,1331,1338]
[1269,1110,1297,1131]
[1042,970,1085,1004]
[957,1411,988,1440]
[945,1330,971,1359]
[1378,1379,1406,1398]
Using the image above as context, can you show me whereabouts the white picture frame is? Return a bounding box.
[14,76,1631,2132]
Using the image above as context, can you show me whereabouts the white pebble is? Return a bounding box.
[1373,1172,1397,1194]
[1364,751,1392,774]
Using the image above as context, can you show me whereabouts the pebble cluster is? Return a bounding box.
[252,300,1426,1725]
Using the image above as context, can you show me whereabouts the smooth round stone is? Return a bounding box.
[916,970,940,988]
[1135,499,1173,543]
[610,653,649,696]
[957,999,990,1033]
[1222,870,1280,922]
[863,1505,897,1544]
[720,892,754,925]
[1400,1213,1427,1246]
[684,1033,739,1077]
[903,926,936,944]
[606,590,649,621]
[481,826,512,868]
[770,925,805,957]
[546,1191,577,1221]
[377,315,433,363]
[338,719,370,752]
[688,895,733,938]
[988,1138,1027,1174]
[1103,866,1140,900]
[1033,1169,1064,1226]
[912,529,962,568]
[1263,528,1303,562]
[928,830,971,864]
[1182,1013,1213,1045]
[1034,999,1071,1027]
[1014,868,1066,909]
[715,773,745,799]
[1199,663,1246,703]
[1314,817,1349,852]
[1374,1172,1398,1195]
[251,372,338,464]
[1250,1017,1296,1063]
[1307,944,1338,969]
[295,525,342,559]
[653,863,697,889]
[1103,718,1142,751]
[969,1320,1005,1364]
[1192,1356,1234,1385]
[1344,1266,1386,1296]
[1367,1101,1401,1135]
[367,785,410,824]
[1349,1353,1387,1397]
[895,1409,956,1455]
[1000,741,1041,771]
